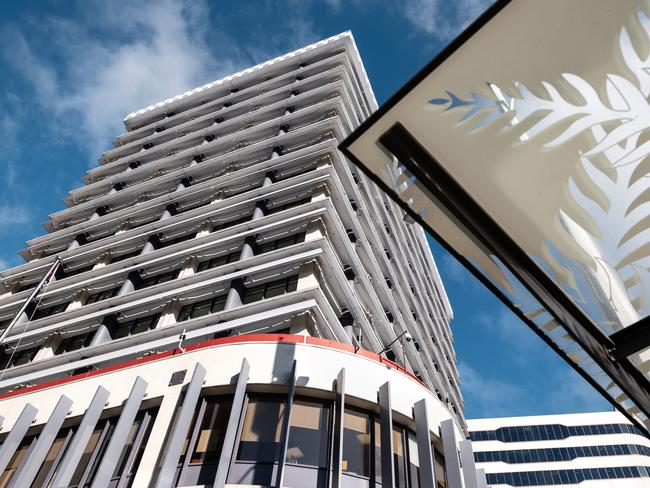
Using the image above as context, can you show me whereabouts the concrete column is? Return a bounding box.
[159,208,173,221]
[196,223,212,238]
[66,240,80,251]
[305,219,325,242]
[178,258,197,279]
[32,333,62,361]
[92,254,111,270]
[239,236,257,261]
[251,205,265,221]
[139,240,156,256]
[88,323,113,347]
[311,184,329,202]
[157,300,181,329]
[297,262,319,291]
[262,173,274,188]
[89,270,140,347]
[210,190,224,204]
[224,278,245,311]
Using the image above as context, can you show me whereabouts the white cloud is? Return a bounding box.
[459,361,529,417]
[0,205,30,228]
[402,0,493,40]
[440,253,470,284]
[4,0,243,159]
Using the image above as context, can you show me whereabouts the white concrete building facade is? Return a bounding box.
[0,33,480,488]
[469,412,650,487]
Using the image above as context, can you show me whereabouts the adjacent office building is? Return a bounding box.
[0,33,479,487]
[470,411,650,487]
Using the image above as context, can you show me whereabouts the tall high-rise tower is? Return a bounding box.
[0,33,480,488]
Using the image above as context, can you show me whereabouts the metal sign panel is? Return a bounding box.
[340,0,650,432]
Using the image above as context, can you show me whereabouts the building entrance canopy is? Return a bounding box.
[340,0,650,432]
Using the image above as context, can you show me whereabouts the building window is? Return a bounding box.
[237,398,285,463]
[266,197,311,215]
[211,215,252,232]
[286,400,330,468]
[68,409,156,487]
[58,264,95,280]
[242,275,298,304]
[110,249,141,264]
[393,426,408,487]
[138,269,179,289]
[160,232,196,248]
[112,314,160,339]
[55,332,94,355]
[257,232,306,254]
[32,427,74,486]
[86,286,121,304]
[14,281,38,293]
[32,301,70,320]
[0,345,40,369]
[433,436,447,488]
[342,409,372,477]
[0,409,155,487]
[187,397,233,465]
[0,434,35,486]
[486,465,650,486]
[196,251,240,272]
[470,423,646,442]
[178,294,228,322]
[407,431,421,488]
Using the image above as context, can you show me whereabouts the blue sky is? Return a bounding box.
[0,0,611,419]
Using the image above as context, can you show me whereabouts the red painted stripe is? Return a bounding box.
[0,334,426,400]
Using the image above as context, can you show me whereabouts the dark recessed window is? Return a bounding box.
[211,215,252,232]
[237,398,285,463]
[112,314,160,340]
[342,409,372,477]
[139,269,179,289]
[55,332,93,355]
[32,301,70,320]
[184,397,233,465]
[58,263,95,280]
[178,294,227,322]
[242,275,298,304]
[110,249,141,264]
[266,197,310,216]
[257,232,306,254]
[86,286,121,304]
[14,281,37,293]
[196,251,240,272]
[286,400,331,468]
[160,232,196,248]
[0,345,40,369]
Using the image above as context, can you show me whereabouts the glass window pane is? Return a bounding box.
[286,400,330,467]
[70,422,105,485]
[112,415,142,478]
[32,429,70,487]
[375,420,382,484]
[243,285,265,304]
[211,295,227,314]
[0,437,34,487]
[407,431,421,488]
[393,426,407,488]
[237,399,285,463]
[265,280,287,299]
[191,398,233,464]
[191,300,212,319]
[342,409,371,477]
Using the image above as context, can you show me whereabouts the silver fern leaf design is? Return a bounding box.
[431,74,650,165]
[428,6,650,332]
